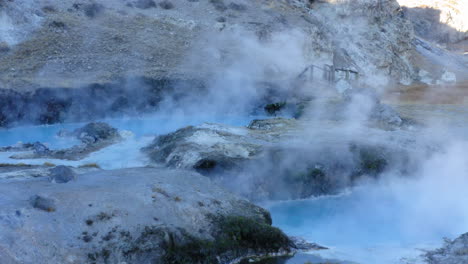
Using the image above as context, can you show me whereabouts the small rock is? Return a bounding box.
[30,195,56,212]
[49,165,77,183]
[33,142,50,155]
[73,122,119,144]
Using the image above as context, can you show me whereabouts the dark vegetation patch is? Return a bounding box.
[135,0,156,9]
[83,3,104,18]
[210,0,227,11]
[0,42,10,53]
[78,163,101,169]
[42,5,57,13]
[72,3,83,10]
[159,0,174,9]
[85,212,288,263]
[96,212,114,221]
[0,163,32,168]
[350,144,388,177]
[163,216,291,263]
[264,102,286,115]
[152,186,170,198]
[228,2,247,11]
[82,234,93,243]
[193,157,246,175]
[216,16,226,22]
[194,159,217,171]
[287,166,333,197]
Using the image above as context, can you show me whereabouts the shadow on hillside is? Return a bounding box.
[402,6,467,51]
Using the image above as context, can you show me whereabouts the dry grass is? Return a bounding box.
[78,163,101,169]
[152,186,170,198]
[43,162,56,167]
[384,81,468,105]
[0,163,32,167]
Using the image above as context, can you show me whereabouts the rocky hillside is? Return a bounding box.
[3,0,467,128]
[0,0,462,92]
[398,0,468,49]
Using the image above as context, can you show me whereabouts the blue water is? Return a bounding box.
[0,113,269,169]
[0,114,265,148]
[265,179,468,264]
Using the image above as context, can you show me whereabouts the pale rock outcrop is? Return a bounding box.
[0,167,295,264]
[425,233,468,264]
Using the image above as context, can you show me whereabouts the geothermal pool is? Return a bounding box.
[0,114,264,169]
[1,110,468,264]
[265,142,468,264]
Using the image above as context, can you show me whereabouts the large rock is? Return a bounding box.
[425,233,468,264]
[142,122,276,170]
[143,117,419,200]
[49,165,77,183]
[0,167,295,264]
[72,122,120,145]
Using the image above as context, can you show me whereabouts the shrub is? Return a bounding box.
[163,216,291,263]
[159,0,174,9]
[228,2,247,11]
[84,3,104,18]
[135,0,156,9]
[210,0,227,11]
[264,102,286,115]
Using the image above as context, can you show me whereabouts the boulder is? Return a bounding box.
[49,165,77,183]
[30,195,56,212]
[73,122,120,145]
[142,123,266,169]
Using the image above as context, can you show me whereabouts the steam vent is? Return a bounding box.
[1,0,468,263]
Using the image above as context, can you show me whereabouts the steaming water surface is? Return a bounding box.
[263,103,468,264]
[265,187,447,264]
[0,114,265,169]
[1,104,468,264]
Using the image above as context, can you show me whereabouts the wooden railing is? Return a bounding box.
[297,64,360,83]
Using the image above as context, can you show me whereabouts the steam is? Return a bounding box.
[0,1,467,262]
[156,27,311,117]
